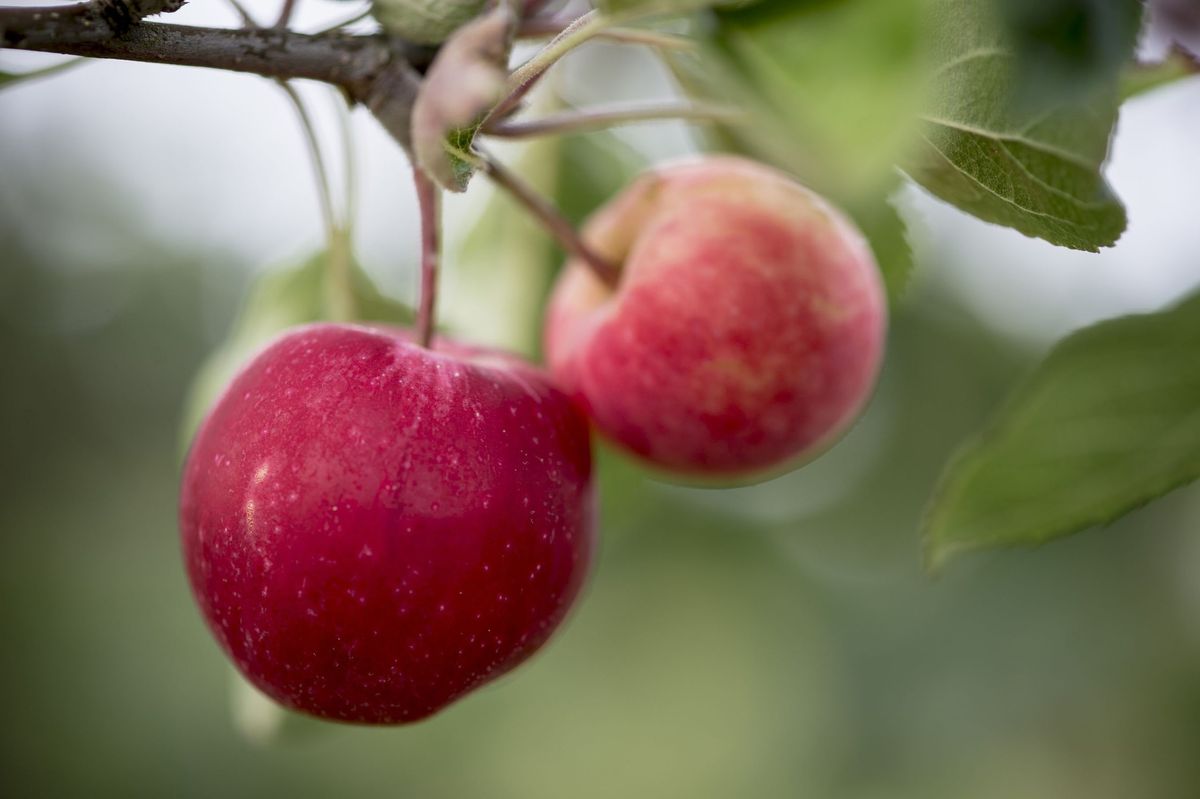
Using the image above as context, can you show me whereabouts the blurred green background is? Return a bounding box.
[3,3,1200,795]
[2,165,1199,798]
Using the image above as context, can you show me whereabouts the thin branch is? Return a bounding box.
[278,81,338,242]
[519,18,693,51]
[598,27,694,51]
[1,18,415,86]
[485,102,742,139]
[0,14,431,150]
[487,10,607,126]
[0,0,184,46]
[413,168,442,349]
[0,55,85,86]
[274,0,297,31]
[332,87,357,229]
[314,6,374,36]
[222,0,256,27]
[479,150,620,288]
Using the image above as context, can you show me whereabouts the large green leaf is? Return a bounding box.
[665,45,915,303]
[669,0,928,300]
[906,0,1131,252]
[999,0,1143,107]
[702,0,929,201]
[924,288,1200,571]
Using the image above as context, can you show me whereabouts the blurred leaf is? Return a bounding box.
[0,58,83,90]
[556,130,645,227]
[851,189,914,302]
[666,49,914,303]
[999,0,1143,107]
[924,289,1200,571]
[1120,50,1200,101]
[906,0,1127,252]
[229,670,325,745]
[179,249,411,449]
[699,0,930,201]
[372,0,489,45]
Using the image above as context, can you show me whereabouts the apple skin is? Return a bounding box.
[544,156,886,481]
[180,324,595,724]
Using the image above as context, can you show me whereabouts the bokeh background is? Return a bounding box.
[2,1,1200,796]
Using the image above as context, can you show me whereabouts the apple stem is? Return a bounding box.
[484,102,742,139]
[414,167,442,349]
[479,152,621,288]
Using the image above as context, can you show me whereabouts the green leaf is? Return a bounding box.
[0,58,83,90]
[923,289,1200,571]
[701,0,930,201]
[850,190,914,303]
[665,47,915,304]
[229,670,325,745]
[179,252,411,449]
[906,0,1129,252]
[999,0,1143,107]
[372,0,489,45]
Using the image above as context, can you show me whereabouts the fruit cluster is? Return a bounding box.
[180,157,886,723]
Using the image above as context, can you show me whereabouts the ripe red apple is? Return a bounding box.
[545,156,886,480]
[179,324,595,724]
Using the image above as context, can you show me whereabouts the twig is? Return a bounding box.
[0,12,431,150]
[313,6,374,36]
[223,0,255,27]
[487,10,607,127]
[274,0,297,30]
[277,81,338,243]
[519,18,693,51]
[485,102,741,139]
[0,0,185,46]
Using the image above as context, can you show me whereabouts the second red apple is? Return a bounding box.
[544,156,887,481]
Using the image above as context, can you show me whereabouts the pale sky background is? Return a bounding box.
[1,0,1198,351]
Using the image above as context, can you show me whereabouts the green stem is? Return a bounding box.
[518,19,694,51]
[332,87,358,231]
[0,56,85,87]
[278,80,354,320]
[484,102,742,139]
[313,6,374,35]
[487,10,610,126]
[598,27,695,51]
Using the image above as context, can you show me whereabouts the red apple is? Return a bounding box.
[545,156,886,480]
[180,323,595,724]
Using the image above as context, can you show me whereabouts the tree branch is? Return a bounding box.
[1,0,185,47]
[0,3,434,150]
